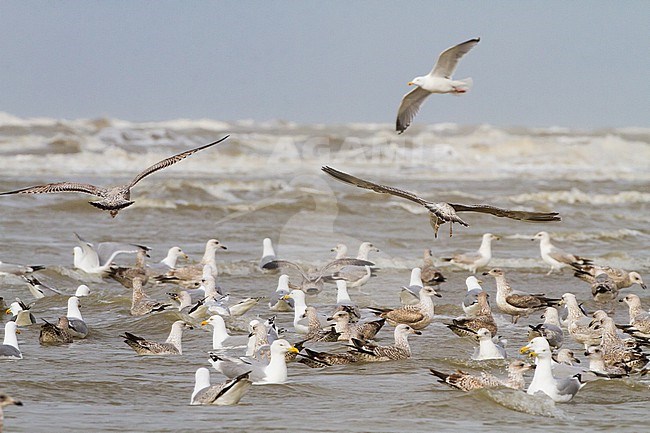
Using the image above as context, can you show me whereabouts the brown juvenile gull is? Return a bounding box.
[0,393,23,433]
[590,315,648,373]
[429,359,533,392]
[446,291,497,338]
[442,233,499,273]
[396,38,480,134]
[0,136,229,217]
[0,261,45,276]
[39,317,74,345]
[121,320,192,355]
[573,264,646,291]
[348,323,421,362]
[560,293,601,348]
[368,285,441,330]
[130,277,170,316]
[328,310,385,342]
[154,239,227,288]
[421,249,446,285]
[191,368,252,406]
[106,246,151,289]
[618,294,650,338]
[483,268,560,324]
[573,270,620,302]
[322,166,561,237]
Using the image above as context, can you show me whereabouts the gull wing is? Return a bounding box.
[0,182,101,197]
[430,38,480,78]
[448,203,561,222]
[322,166,430,207]
[396,86,431,134]
[128,136,229,188]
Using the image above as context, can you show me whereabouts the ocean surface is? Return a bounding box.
[0,112,648,432]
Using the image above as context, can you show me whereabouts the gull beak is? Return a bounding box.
[281,294,292,301]
[5,309,11,315]
[477,279,483,284]
[414,330,422,335]
[220,244,228,250]
[519,345,534,356]
[642,283,647,290]
[407,81,414,86]
[200,320,209,326]
[618,298,625,303]
[288,346,299,354]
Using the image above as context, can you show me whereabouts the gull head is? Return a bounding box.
[421,286,442,298]
[628,272,646,290]
[395,323,422,336]
[408,76,426,87]
[519,336,550,358]
[531,231,549,241]
[482,268,503,278]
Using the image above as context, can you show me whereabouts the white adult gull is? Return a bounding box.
[6,300,37,326]
[532,231,592,275]
[461,276,485,317]
[0,136,229,217]
[259,238,278,270]
[209,338,298,384]
[520,337,586,402]
[400,267,425,305]
[66,296,89,338]
[201,315,234,350]
[191,368,252,406]
[322,166,561,237]
[528,306,564,349]
[442,233,499,273]
[396,38,480,134]
[72,232,148,276]
[268,274,294,312]
[471,328,506,361]
[0,322,22,360]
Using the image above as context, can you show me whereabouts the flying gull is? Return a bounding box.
[396,38,480,134]
[0,136,229,217]
[322,166,561,237]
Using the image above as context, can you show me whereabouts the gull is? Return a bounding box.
[348,324,421,362]
[327,310,384,342]
[396,37,480,134]
[301,306,340,343]
[531,231,591,275]
[72,232,148,276]
[298,347,360,367]
[0,322,22,359]
[0,136,229,217]
[618,294,650,338]
[209,339,299,384]
[520,337,586,402]
[5,300,37,326]
[590,315,648,373]
[400,267,425,305]
[332,280,360,319]
[121,320,192,355]
[191,368,252,406]
[39,317,74,345]
[325,242,379,288]
[66,296,89,338]
[420,249,446,286]
[106,246,151,289]
[269,257,374,295]
[282,289,314,334]
[259,238,278,270]
[201,315,234,350]
[21,275,63,299]
[75,285,91,297]
[368,286,440,330]
[461,276,485,317]
[560,293,601,348]
[483,268,560,324]
[130,277,170,316]
[471,328,507,360]
[0,393,22,432]
[447,291,497,338]
[154,239,227,287]
[0,261,44,276]
[573,270,620,302]
[429,359,533,392]
[268,274,294,312]
[322,166,561,237]
[442,233,499,273]
[528,307,564,349]
[572,264,646,291]
[584,346,629,378]
[331,244,348,259]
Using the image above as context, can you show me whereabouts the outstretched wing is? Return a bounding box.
[431,38,480,78]
[396,86,431,134]
[448,203,561,222]
[0,182,101,197]
[128,136,229,188]
[264,259,310,280]
[322,166,430,207]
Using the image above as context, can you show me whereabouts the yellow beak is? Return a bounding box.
[519,345,533,355]
[281,294,292,301]
[407,81,414,86]
[288,346,299,354]
[5,309,11,315]
[200,320,208,326]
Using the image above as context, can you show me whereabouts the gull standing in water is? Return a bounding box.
[572,264,646,291]
[531,231,591,275]
[442,233,499,273]
[396,38,480,134]
[322,166,561,237]
[0,136,229,217]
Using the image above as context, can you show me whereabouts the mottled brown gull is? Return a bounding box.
[0,136,229,217]
[322,166,561,237]
[121,320,192,355]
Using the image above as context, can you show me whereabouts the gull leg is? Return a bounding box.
[449,223,453,237]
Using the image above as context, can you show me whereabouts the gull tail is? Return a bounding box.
[451,77,473,95]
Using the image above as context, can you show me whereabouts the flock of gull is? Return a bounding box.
[0,37,647,429]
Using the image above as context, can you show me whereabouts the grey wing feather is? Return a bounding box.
[128,136,229,188]
[0,182,101,196]
[96,242,148,265]
[319,258,374,275]
[448,203,561,222]
[452,251,482,265]
[265,260,311,280]
[396,86,431,134]
[463,289,481,308]
[0,344,21,358]
[555,376,582,397]
[431,38,480,78]
[322,166,430,206]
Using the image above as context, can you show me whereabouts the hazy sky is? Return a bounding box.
[1,1,648,128]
